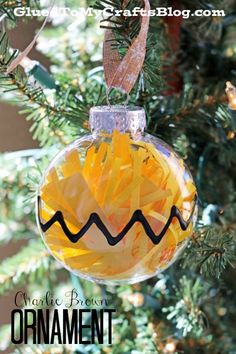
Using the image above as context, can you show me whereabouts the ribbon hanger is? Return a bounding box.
[6,1,55,75]
[103,0,150,103]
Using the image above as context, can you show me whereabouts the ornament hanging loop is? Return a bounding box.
[103,0,150,100]
[106,87,130,107]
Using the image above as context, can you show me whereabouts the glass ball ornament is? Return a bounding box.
[36,106,197,285]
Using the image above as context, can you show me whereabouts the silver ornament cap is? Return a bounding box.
[89,105,146,136]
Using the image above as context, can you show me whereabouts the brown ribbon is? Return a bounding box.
[103,0,150,95]
[6,2,55,74]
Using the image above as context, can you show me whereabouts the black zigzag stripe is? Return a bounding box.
[37,195,197,246]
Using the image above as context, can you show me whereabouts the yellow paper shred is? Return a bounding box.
[39,130,196,281]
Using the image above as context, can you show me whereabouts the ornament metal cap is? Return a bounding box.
[89,105,146,135]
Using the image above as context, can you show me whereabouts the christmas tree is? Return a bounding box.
[0,0,236,353]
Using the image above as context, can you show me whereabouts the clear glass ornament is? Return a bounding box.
[36,106,197,285]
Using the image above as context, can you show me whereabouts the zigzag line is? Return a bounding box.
[37,195,197,246]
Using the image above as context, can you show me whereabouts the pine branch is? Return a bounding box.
[148,83,227,135]
[0,31,85,145]
[0,149,60,245]
[182,228,236,278]
[0,150,42,223]
[0,239,55,295]
[163,276,209,337]
[0,1,40,23]
[147,85,236,187]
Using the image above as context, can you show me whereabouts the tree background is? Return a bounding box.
[0,0,236,353]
